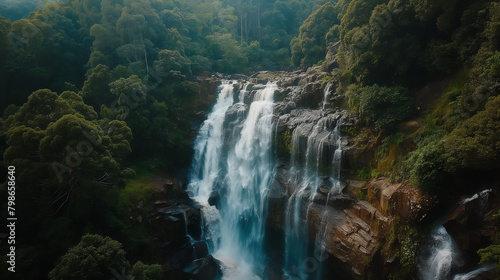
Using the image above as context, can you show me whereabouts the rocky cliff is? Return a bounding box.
[148,68,497,280]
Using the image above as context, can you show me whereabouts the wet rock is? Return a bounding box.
[229,74,248,81]
[263,262,283,280]
[444,190,492,259]
[342,135,379,177]
[186,208,202,240]
[267,178,288,230]
[183,255,223,280]
[165,243,196,270]
[225,103,248,123]
[199,79,221,99]
[366,178,436,221]
[327,194,355,210]
[208,190,219,206]
[193,241,209,259]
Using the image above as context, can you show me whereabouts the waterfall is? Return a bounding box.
[322,82,333,110]
[189,82,235,203]
[189,82,278,279]
[284,115,344,280]
[453,264,497,280]
[419,189,494,280]
[312,120,344,280]
[419,226,459,280]
[217,82,277,279]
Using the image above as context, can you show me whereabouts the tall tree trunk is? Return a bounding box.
[245,13,248,42]
[257,0,261,42]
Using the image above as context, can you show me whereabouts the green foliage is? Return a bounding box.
[350,84,412,131]
[276,130,292,159]
[484,51,500,79]
[393,225,423,279]
[321,75,334,87]
[81,65,112,108]
[130,261,163,280]
[443,95,500,173]
[49,234,130,280]
[478,245,500,272]
[291,2,339,67]
[154,49,191,76]
[407,143,447,193]
[206,33,249,73]
[357,167,372,179]
[346,84,363,111]
[356,187,368,201]
[117,167,156,213]
[121,168,137,179]
[174,81,199,99]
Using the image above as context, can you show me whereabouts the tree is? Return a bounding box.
[291,2,338,67]
[109,74,147,113]
[443,95,500,172]
[6,89,75,129]
[48,234,130,280]
[89,23,119,54]
[153,49,191,76]
[105,120,132,161]
[407,143,447,193]
[130,261,162,280]
[60,91,98,121]
[81,64,112,108]
[354,84,412,131]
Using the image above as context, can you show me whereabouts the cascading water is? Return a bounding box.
[284,112,344,280]
[419,226,458,280]
[419,189,493,280]
[216,82,277,279]
[452,264,497,280]
[322,82,333,110]
[312,119,344,280]
[189,82,235,203]
[189,82,278,279]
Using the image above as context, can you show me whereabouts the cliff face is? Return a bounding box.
[155,69,492,280]
[231,69,438,278]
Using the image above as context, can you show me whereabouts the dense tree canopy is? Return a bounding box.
[49,234,130,280]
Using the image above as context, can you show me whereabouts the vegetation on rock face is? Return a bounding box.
[347,84,412,131]
[443,95,500,173]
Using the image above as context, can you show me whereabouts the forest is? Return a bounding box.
[0,0,499,279]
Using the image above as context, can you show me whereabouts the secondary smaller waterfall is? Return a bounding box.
[283,113,344,280]
[322,82,333,110]
[419,226,458,280]
[453,264,497,280]
[419,189,494,280]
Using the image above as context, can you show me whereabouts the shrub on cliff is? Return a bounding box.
[406,143,447,193]
[348,84,412,131]
[443,95,500,173]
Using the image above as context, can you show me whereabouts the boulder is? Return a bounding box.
[183,255,223,280]
[193,241,209,259]
[366,178,436,221]
[444,190,492,258]
[186,208,202,240]
[327,193,355,210]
